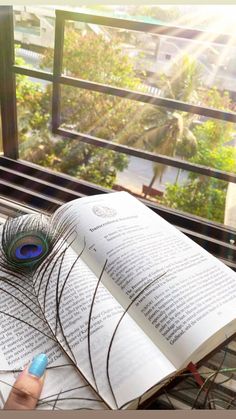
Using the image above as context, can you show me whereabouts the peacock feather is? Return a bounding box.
[1,214,53,270]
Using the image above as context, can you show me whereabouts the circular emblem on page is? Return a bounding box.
[92,205,117,218]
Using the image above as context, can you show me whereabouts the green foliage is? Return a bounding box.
[59,87,140,142]
[19,131,58,167]
[20,133,128,188]
[162,178,227,223]
[55,139,128,188]
[16,30,143,187]
[16,74,50,134]
[15,49,51,135]
[159,55,203,103]
[162,89,236,223]
[199,87,232,111]
[191,136,236,173]
[40,29,142,140]
[41,29,140,89]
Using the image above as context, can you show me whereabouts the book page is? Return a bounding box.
[0,224,175,409]
[0,221,106,410]
[53,192,236,369]
[0,278,105,410]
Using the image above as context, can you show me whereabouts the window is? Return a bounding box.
[1,5,236,268]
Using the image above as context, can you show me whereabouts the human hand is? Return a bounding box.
[4,353,48,410]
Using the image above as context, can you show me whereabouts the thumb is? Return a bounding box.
[4,353,48,410]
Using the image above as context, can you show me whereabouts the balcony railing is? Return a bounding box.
[0,5,236,269]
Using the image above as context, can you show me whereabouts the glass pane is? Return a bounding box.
[14,6,236,230]
[162,175,233,227]
[16,75,52,165]
[62,14,236,113]
[16,75,129,190]
[60,84,236,167]
[59,83,236,226]
[16,74,236,227]
[13,6,55,72]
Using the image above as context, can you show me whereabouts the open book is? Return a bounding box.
[0,191,236,410]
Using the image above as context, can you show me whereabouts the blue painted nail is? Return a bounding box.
[28,353,48,378]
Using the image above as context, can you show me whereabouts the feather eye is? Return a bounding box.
[1,213,54,271]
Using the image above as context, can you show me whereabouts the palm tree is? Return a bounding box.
[118,55,202,197]
[142,111,197,190]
